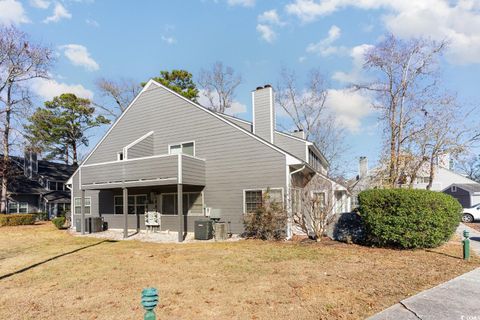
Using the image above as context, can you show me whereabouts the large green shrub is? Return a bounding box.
[52,216,66,229]
[358,189,462,249]
[0,214,36,226]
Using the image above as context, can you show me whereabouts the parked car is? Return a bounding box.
[462,204,480,223]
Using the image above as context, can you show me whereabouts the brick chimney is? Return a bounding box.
[252,85,275,143]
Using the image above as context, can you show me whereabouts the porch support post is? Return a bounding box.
[177,183,183,242]
[80,189,85,235]
[123,187,128,238]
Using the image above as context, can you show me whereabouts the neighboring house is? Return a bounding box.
[67,80,350,241]
[443,184,480,208]
[348,155,480,208]
[1,152,75,217]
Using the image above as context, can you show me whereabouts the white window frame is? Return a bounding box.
[168,141,195,157]
[243,188,284,213]
[74,197,91,215]
[113,194,148,215]
[160,192,204,216]
[117,152,124,161]
[8,201,28,214]
[451,185,457,192]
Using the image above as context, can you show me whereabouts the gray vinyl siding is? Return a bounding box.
[71,84,288,233]
[274,132,307,162]
[252,88,274,143]
[181,156,205,185]
[218,114,252,132]
[127,134,154,159]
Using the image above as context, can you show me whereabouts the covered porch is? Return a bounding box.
[77,154,205,242]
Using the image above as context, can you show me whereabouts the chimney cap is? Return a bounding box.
[264,84,272,88]
[256,86,263,90]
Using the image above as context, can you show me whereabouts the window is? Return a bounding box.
[244,189,283,213]
[8,201,28,214]
[312,191,326,208]
[169,142,195,156]
[161,192,203,215]
[74,197,91,214]
[114,194,147,214]
[117,152,124,161]
[451,185,457,192]
[48,181,64,191]
[416,176,429,184]
[309,149,322,171]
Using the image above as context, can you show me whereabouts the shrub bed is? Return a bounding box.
[358,189,462,249]
[0,213,36,227]
[52,216,66,229]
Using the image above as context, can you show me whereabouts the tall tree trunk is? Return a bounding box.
[389,119,397,187]
[1,84,12,214]
[72,142,78,166]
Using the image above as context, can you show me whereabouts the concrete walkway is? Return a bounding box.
[369,223,480,320]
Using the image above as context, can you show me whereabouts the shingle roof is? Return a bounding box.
[455,183,480,194]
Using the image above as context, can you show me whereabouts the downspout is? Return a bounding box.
[287,165,306,239]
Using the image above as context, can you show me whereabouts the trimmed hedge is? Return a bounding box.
[52,216,66,229]
[358,189,462,249]
[0,213,36,227]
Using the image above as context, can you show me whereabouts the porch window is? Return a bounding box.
[161,192,203,215]
[74,197,91,214]
[169,141,194,156]
[114,194,147,214]
[244,188,283,213]
[8,201,28,214]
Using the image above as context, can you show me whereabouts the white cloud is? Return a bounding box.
[258,9,284,25]
[31,78,93,100]
[306,25,346,56]
[43,2,71,23]
[286,0,480,64]
[30,0,50,9]
[0,0,30,25]
[198,89,247,115]
[227,0,255,7]
[332,44,374,84]
[256,24,276,43]
[161,35,177,45]
[59,44,99,71]
[85,18,99,27]
[325,88,373,132]
[298,56,307,63]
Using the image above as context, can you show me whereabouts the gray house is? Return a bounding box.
[2,152,74,217]
[443,183,480,208]
[67,80,349,241]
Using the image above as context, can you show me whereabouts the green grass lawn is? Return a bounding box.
[0,223,478,320]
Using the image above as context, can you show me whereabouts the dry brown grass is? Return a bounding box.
[0,223,478,320]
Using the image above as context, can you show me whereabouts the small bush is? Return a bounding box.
[36,212,49,221]
[358,189,462,249]
[52,216,66,229]
[243,190,287,240]
[0,214,36,227]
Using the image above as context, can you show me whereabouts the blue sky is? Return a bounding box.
[1,0,479,175]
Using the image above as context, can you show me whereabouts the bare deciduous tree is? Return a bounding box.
[355,35,452,187]
[197,61,242,113]
[456,154,480,183]
[0,26,53,213]
[276,68,348,176]
[95,77,141,119]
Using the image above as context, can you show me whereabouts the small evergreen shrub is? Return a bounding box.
[52,216,66,229]
[0,214,36,226]
[36,211,49,221]
[358,189,462,249]
[243,190,287,240]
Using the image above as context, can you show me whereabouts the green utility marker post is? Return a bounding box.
[463,230,470,261]
[141,287,159,320]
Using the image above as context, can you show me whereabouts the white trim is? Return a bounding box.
[7,201,28,214]
[81,177,177,188]
[74,196,91,215]
[117,152,124,161]
[251,91,256,134]
[217,112,251,125]
[275,130,308,142]
[242,187,284,214]
[269,87,274,143]
[168,140,196,157]
[452,185,457,192]
[124,131,154,159]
